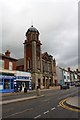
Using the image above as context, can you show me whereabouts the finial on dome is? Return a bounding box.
[26,25,39,36]
[31,25,33,27]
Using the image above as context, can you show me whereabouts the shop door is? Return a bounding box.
[22,82,25,91]
[38,79,40,88]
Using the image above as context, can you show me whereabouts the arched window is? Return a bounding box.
[27,59,31,69]
[9,61,13,70]
[32,33,35,40]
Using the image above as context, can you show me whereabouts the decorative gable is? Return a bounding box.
[42,52,52,61]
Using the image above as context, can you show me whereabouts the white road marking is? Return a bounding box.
[44,110,49,114]
[34,115,41,119]
[57,105,60,107]
[51,107,55,111]
[5,108,33,118]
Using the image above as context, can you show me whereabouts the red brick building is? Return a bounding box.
[0,50,17,93]
[0,50,17,70]
[17,25,56,89]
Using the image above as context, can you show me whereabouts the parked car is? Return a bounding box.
[60,84,69,90]
[75,81,80,87]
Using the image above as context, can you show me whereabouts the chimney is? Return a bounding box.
[76,69,78,73]
[68,67,70,72]
[5,50,10,57]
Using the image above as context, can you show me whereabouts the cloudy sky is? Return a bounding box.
[1,0,78,70]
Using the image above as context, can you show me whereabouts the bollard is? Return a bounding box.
[36,86,41,96]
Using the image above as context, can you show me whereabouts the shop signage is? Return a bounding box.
[0,75,15,79]
[16,76,29,80]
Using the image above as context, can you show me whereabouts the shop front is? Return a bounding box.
[14,71,32,92]
[0,73,15,93]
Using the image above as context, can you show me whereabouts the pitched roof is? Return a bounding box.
[42,52,53,61]
[17,58,24,66]
[0,53,17,61]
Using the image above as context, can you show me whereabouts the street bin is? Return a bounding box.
[24,88,27,93]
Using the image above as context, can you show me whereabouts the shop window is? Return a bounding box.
[9,61,13,70]
[0,82,3,90]
[0,79,2,83]
[67,76,69,79]
[0,59,4,69]
[0,79,3,90]
[11,82,13,89]
[64,75,66,79]
[4,79,10,89]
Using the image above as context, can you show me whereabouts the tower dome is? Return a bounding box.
[26,25,39,36]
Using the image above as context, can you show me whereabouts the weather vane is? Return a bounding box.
[31,19,33,27]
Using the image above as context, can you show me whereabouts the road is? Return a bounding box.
[2,86,80,119]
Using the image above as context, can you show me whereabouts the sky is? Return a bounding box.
[0,0,79,70]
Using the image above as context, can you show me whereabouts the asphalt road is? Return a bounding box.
[2,86,80,119]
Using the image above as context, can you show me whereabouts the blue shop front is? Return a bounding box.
[0,70,32,93]
[0,72,15,93]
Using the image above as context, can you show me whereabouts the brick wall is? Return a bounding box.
[26,45,32,71]
[16,65,24,71]
[2,57,17,70]
[4,58,9,69]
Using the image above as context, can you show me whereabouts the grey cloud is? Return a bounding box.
[1,0,78,70]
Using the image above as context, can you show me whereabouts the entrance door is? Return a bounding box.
[22,82,25,91]
[38,79,40,88]
[50,79,52,86]
[43,78,45,86]
[25,81,29,90]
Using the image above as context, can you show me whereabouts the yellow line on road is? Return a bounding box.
[59,98,80,113]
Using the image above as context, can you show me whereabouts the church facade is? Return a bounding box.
[17,25,56,89]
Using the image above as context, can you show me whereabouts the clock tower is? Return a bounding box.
[23,25,43,89]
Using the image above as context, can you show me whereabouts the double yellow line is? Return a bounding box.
[59,98,80,112]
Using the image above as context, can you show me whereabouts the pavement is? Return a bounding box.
[0,86,60,105]
[2,86,60,97]
[66,96,80,109]
[1,86,80,110]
